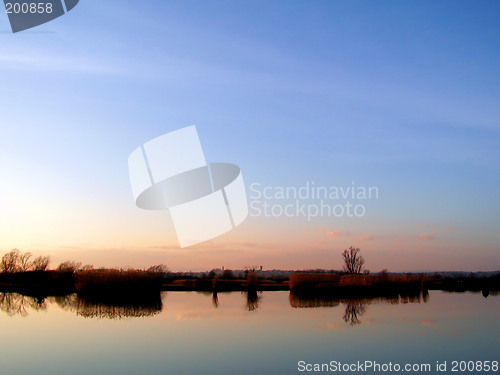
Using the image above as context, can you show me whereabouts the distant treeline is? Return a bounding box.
[1,249,499,296]
[0,249,169,274]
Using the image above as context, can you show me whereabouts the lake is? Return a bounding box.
[0,290,498,375]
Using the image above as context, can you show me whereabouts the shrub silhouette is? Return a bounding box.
[56,261,81,273]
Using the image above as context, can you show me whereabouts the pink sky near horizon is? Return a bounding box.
[2,217,497,272]
[1,185,497,272]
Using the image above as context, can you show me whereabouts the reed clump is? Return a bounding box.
[289,273,341,291]
[289,272,424,296]
[75,268,163,296]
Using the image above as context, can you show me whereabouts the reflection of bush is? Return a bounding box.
[52,293,162,319]
[289,293,340,308]
[289,290,427,326]
[0,292,47,317]
[244,290,262,311]
[289,290,426,309]
[73,295,162,319]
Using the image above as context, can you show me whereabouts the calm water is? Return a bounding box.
[0,291,498,375]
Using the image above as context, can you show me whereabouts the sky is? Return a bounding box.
[0,0,499,271]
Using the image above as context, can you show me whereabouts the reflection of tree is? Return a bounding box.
[49,294,77,311]
[1,291,163,319]
[212,291,219,308]
[244,290,262,311]
[0,293,47,317]
[422,289,430,303]
[342,300,368,326]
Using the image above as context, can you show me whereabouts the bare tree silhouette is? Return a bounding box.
[147,264,169,276]
[1,249,21,273]
[32,256,50,271]
[56,261,81,273]
[0,249,45,272]
[245,266,259,290]
[342,246,365,274]
[18,252,32,272]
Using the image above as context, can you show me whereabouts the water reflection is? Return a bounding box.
[0,290,266,318]
[211,291,262,311]
[71,294,162,319]
[245,290,262,311]
[342,300,368,325]
[212,291,219,308]
[289,289,429,326]
[0,292,162,319]
[0,292,47,317]
[0,290,498,375]
[0,288,485,325]
[288,294,340,308]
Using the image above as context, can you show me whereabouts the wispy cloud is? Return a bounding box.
[419,232,436,241]
[421,319,438,327]
[326,230,351,239]
[325,229,374,242]
[356,234,375,242]
[0,51,124,74]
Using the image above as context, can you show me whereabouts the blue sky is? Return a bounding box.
[0,1,498,271]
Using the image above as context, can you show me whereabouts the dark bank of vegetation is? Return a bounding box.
[288,246,499,299]
[0,249,74,295]
[1,248,499,301]
[289,247,425,299]
[289,272,424,298]
[424,273,500,297]
[0,249,168,298]
[76,268,165,296]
